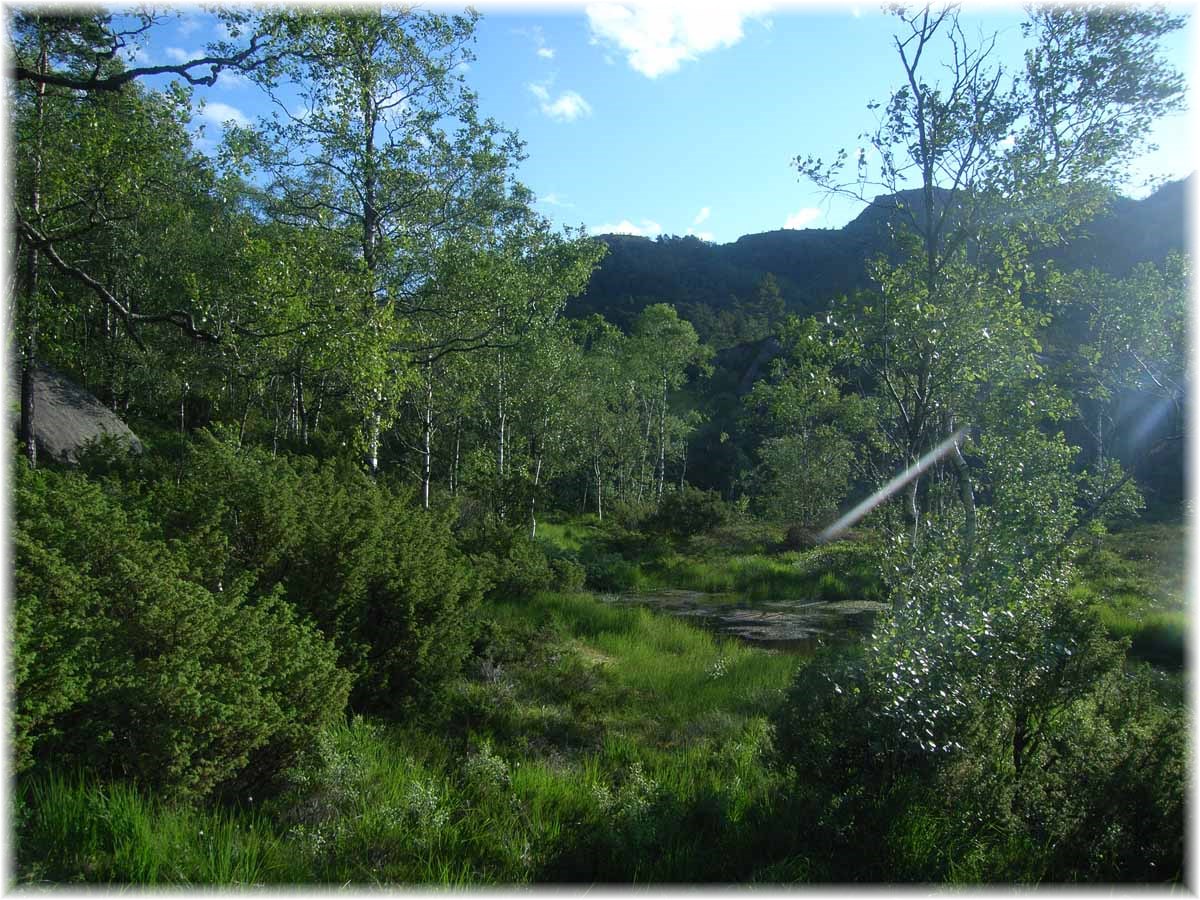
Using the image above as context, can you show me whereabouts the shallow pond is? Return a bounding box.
[600,589,887,652]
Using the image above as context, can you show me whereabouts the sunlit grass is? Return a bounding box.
[1072,522,1186,668]
[18,586,805,886]
[17,772,292,885]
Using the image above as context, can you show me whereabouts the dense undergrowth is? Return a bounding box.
[13,436,1187,885]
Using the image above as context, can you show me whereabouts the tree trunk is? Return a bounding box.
[531,452,542,540]
[422,360,433,509]
[368,402,381,475]
[450,419,461,497]
[497,351,507,477]
[950,426,976,569]
[908,464,921,553]
[19,37,47,468]
[657,376,668,501]
[594,457,604,521]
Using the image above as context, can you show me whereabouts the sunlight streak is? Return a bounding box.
[1126,390,1179,455]
[818,427,969,543]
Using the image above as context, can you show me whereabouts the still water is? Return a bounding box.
[600,590,887,652]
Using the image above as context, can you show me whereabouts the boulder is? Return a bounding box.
[9,364,142,463]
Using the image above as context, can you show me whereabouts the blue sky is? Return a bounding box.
[139,3,1195,244]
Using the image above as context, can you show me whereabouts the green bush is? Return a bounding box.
[14,461,351,801]
[549,557,587,593]
[643,486,729,538]
[578,546,645,592]
[458,519,556,600]
[146,436,484,716]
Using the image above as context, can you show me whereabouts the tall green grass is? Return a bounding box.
[634,542,883,603]
[17,771,292,885]
[1071,522,1186,668]
[18,590,806,886]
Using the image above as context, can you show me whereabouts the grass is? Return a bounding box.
[16,771,293,885]
[1070,521,1186,668]
[21,517,1181,885]
[17,589,805,886]
[538,512,885,605]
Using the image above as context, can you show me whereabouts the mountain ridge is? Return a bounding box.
[571,176,1192,335]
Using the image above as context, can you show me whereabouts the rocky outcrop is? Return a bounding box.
[9,364,142,464]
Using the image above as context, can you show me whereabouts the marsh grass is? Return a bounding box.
[19,589,805,886]
[17,772,291,885]
[1071,522,1186,668]
[632,541,883,604]
[538,512,883,605]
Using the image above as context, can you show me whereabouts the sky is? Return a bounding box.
[132,1,1196,245]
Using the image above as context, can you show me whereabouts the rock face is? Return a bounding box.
[9,364,142,463]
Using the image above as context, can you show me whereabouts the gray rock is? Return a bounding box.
[9,364,142,464]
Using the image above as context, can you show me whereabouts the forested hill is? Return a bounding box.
[570,176,1191,340]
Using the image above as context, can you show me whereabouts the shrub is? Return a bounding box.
[13,461,351,800]
[577,547,645,592]
[781,524,820,551]
[643,486,729,538]
[146,436,484,716]
[549,557,587,593]
[458,519,556,600]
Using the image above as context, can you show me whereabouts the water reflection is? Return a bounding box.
[600,589,886,652]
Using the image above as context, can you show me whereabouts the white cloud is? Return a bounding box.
[686,227,715,241]
[784,207,822,229]
[546,91,592,121]
[539,192,574,208]
[528,81,593,122]
[589,218,662,237]
[586,2,773,78]
[693,206,711,225]
[177,15,203,36]
[213,68,249,89]
[514,25,557,61]
[165,46,194,63]
[198,101,250,128]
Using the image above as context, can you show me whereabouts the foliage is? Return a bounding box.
[13,459,350,800]
[642,485,729,538]
[741,316,878,526]
[458,518,556,600]
[150,434,483,715]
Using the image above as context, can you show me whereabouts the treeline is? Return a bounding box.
[9,10,725,522]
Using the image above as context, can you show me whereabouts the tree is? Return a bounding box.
[777,2,1188,865]
[1046,253,1189,519]
[234,9,536,473]
[627,304,713,502]
[7,10,299,464]
[744,316,878,525]
[9,41,226,461]
[9,9,290,93]
[796,3,1186,561]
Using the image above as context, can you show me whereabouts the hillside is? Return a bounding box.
[570,177,1191,337]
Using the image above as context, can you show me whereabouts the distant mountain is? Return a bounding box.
[569,176,1191,336]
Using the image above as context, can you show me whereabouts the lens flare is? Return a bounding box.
[818,427,969,543]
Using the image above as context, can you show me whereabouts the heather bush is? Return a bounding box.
[643,486,729,538]
[13,461,350,800]
[149,436,483,715]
